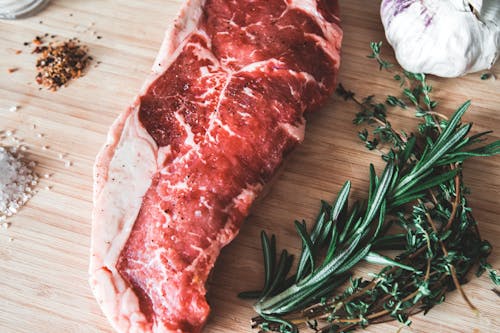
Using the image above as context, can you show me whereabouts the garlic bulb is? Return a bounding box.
[381,0,500,77]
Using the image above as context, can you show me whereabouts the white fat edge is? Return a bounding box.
[287,0,342,56]
[152,316,175,333]
[93,103,136,204]
[91,269,151,333]
[279,119,306,142]
[90,108,157,333]
[93,109,158,271]
[302,32,341,73]
[184,185,265,273]
[381,0,500,76]
[152,0,207,74]
[216,182,264,242]
[157,145,172,167]
[139,0,208,95]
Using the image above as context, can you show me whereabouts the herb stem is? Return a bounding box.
[421,199,478,312]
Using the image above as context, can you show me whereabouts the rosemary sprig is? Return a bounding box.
[241,42,500,333]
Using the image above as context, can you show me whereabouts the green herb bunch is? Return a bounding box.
[240,42,500,333]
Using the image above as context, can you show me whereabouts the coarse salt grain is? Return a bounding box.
[0,147,38,221]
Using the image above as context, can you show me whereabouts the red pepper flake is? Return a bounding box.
[8,67,19,74]
[15,50,22,55]
[34,39,91,91]
[33,36,44,46]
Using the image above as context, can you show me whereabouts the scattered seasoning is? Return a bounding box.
[37,133,44,138]
[23,42,29,46]
[33,36,43,46]
[480,72,496,80]
[33,38,91,91]
[15,50,22,55]
[7,67,19,74]
[96,36,102,39]
[0,147,38,221]
[481,73,491,80]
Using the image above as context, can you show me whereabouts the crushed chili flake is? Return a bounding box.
[33,38,42,46]
[15,50,22,55]
[34,39,90,91]
[7,68,19,74]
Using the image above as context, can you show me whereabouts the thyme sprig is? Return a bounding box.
[241,42,500,333]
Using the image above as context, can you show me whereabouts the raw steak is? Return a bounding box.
[89,0,342,332]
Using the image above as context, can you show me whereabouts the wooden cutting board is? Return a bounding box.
[1,1,499,332]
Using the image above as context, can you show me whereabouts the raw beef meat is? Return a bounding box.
[89,0,342,332]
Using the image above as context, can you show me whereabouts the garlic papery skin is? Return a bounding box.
[380,0,500,77]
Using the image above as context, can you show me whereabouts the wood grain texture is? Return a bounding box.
[0,1,499,332]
